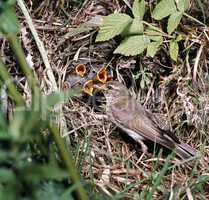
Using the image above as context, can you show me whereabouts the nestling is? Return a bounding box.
[103,81,196,160]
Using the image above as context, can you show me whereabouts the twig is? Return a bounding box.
[17,0,57,91]
[17,0,68,134]
[193,44,203,82]
[183,13,207,27]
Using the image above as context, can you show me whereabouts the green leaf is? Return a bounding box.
[62,16,103,39]
[147,40,162,57]
[167,11,183,34]
[145,28,163,41]
[0,0,16,11]
[169,40,179,61]
[132,0,145,19]
[152,0,176,20]
[140,78,145,89]
[22,164,69,182]
[114,35,150,56]
[124,17,144,35]
[0,8,19,34]
[96,13,132,42]
[176,34,183,42]
[43,89,78,108]
[176,0,190,12]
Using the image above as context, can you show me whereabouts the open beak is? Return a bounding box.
[75,64,86,77]
[96,67,107,83]
[82,80,93,96]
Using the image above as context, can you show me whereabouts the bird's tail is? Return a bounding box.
[175,142,197,159]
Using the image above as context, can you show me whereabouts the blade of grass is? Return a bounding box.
[146,153,174,200]
[6,33,41,106]
[49,124,88,200]
[0,57,25,106]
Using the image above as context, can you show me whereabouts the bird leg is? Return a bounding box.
[136,139,148,164]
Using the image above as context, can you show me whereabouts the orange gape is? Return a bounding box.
[96,67,107,83]
[82,80,93,96]
[73,64,113,96]
[75,64,86,77]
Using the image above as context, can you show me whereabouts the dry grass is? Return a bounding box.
[3,0,209,199]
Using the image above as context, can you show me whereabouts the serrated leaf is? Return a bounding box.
[147,40,162,57]
[96,13,132,42]
[176,0,190,12]
[167,11,183,34]
[132,0,145,19]
[145,28,163,41]
[124,17,144,35]
[169,40,179,61]
[152,0,176,20]
[114,35,150,56]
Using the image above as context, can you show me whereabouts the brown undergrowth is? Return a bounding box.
[3,0,209,199]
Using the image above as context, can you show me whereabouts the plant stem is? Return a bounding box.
[49,124,88,200]
[142,21,174,39]
[6,33,41,105]
[0,58,25,106]
[183,13,207,27]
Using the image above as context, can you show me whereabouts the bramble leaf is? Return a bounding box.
[176,0,190,12]
[132,0,145,19]
[124,17,144,35]
[169,40,179,61]
[167,11,183,34]
[147,40,162,57]
[96,13,132,42]
[114,35,150,56]
[152,0,176,20]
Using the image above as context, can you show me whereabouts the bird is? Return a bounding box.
[103,81,196,160]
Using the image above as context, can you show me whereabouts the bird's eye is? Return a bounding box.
[107,85,112,89]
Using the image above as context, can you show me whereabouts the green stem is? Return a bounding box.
[49,124,88,200]
[183,13,207,27]
[142,21,174,39]
[0,58,25,106]
[6,33,41,105]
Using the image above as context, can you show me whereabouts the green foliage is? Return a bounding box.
[0,1,19,34]
[0,89,79,199]
[114,35,150,56]
[95,13,132,42]
[147,40,162,58]
[169,40,179,61]
[96,0,191,60]
[132,0,145,19]
[134,65,152,89]
[0,2,88,199]
[167,11,183,34]
[152,0,176,20]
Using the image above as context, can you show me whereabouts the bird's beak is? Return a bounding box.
[75,64,86,77]
[96,67,107,83]
[82,80,93,96]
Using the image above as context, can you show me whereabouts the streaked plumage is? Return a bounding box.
[104,81,196,159]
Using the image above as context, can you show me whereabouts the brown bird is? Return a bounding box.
[103,81,196,159]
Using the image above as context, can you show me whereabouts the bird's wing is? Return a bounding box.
[110,99,177,150]
[144,108,180,143]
